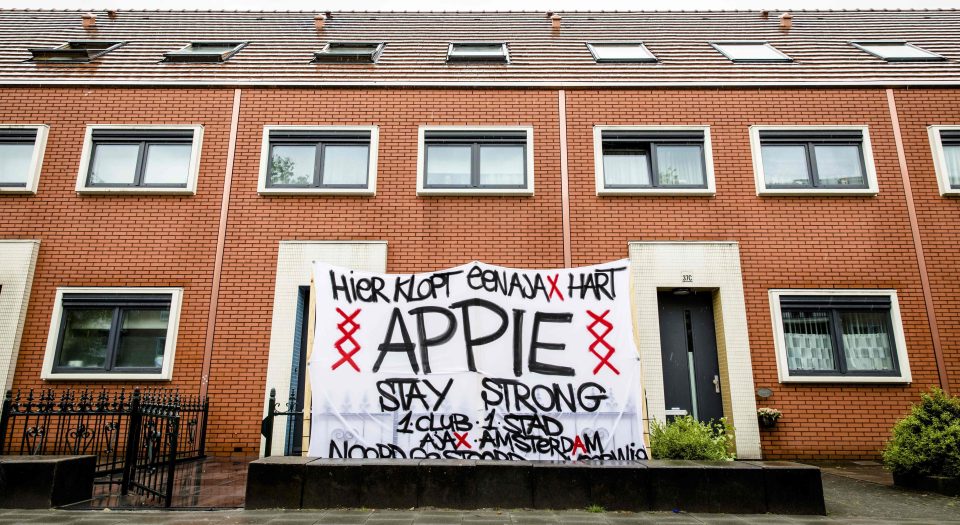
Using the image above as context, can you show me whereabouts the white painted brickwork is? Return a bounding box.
[0,240,40,391]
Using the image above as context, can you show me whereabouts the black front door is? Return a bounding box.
[657,291,723,423]
[286,285,311,455]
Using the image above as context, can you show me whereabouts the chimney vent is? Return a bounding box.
[779,12,793,30]
[760,10,769,19]
[82,12,96,29]
[314,13,326,30]
[551,13,562,30]
[107,10,118,19]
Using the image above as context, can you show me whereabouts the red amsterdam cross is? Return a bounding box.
[453,432,472,449]
[546,274,564,302]
[332,308,362,372]
[586,309,620,376]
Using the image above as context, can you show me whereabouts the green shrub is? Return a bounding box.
[882,387,960,478]
[649,416,735,460]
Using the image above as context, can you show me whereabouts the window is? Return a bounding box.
[163,42,247,63]
[314,42,385,63]
[417,127,533,195]
[770,290,911,383]
[42,288,182,380]
[76,125,203,194]
[927,126,960,197]
[0,125,48,194]
[851,41,944,62]
[711,42,792,63]
[257,126,378,195]
[28,41,124,62]
[447,43,509,63]
[750,126,878,196]
[593,126,715,196]
[587,43,657,63]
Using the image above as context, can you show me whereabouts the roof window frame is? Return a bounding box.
[586,42,658,63]
[313,42,386,64]
[28,41,125,63]
[710,41,793,63]
[850,41,945,62]
[163,41,248,63]
[446,42,510,63]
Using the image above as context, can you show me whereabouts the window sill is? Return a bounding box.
[42,371,172,381]
[76,187,196,196]
[938,188,960,197]
[779,374,910,384]
[0,188,37,195]
[259,187,375,197]
[598,188,715,197]
[417,188,533,197]
[758,188,878,197]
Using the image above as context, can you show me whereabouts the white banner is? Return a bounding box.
[308,260,647,461]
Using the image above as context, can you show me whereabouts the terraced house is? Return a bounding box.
[0,8,958,462]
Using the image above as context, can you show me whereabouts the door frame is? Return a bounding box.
[628,241,761,459]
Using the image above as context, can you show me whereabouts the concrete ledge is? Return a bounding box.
[0,455,96,508]
[245,458,825,514]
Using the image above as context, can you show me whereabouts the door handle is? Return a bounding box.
[712,375,721,394]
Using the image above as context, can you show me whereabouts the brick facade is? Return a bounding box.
[1,85,955,459]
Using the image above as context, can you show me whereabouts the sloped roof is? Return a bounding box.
[0,9,959,86]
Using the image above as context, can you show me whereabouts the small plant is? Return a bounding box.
[757,407,782,428]
[649,415,735,461]
[882,387,960,478]
[586,504,605,513]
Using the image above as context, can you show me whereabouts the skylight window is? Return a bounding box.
[712,42,792,63]
[447,43,509,63]
[28,41,124,63]
[163,42,247,63]
[314,42,385,63]
[851,42,944,62]
[587,43,657,63]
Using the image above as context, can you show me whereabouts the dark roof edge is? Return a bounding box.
[1,79,958,88]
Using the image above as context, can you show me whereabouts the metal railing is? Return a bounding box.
[260,388,302,457]
[0,387,208,507]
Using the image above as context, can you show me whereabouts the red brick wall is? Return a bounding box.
[1,85,955,459]
[893,88,960,394]
[0,87,232,394]
[564,88,941,459]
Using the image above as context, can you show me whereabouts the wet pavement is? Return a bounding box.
[1,459,956,523]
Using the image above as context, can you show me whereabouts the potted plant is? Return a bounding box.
[883,387,960,497]
[757,407,782,429]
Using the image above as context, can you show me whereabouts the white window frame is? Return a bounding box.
[41,287,183,381]
[586,42,658,63]
[927,125,960,197]
[75,124,203,195]
[0,124,49,194]
[593,125,716,196]
[446,43,509,63]
[416,125,534,196]
[711,41,793,63]
[749,125,879,196]
[769,289,912,384]
[850,41,945,62]
[257,125,379,196]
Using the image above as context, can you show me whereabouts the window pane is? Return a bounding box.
[426,145,471,186]
[321,145,369,186]
[782,310,837,372]
[90,144,139,185]
[814,145,864,186]
[656,145,704,186]
[479,145,525,186]
[590,44,656,61]
[181,44,238,54]
[716,43,787,61]
[944,144,960,188]
[451,44,503,57]
[858,43,939,60]
[270,145,315,186]
[841,311,895,372]
[603,152,650,187]
[0,143,34,185]
[57,308,112,369]
[761,145,811,186]
[142,143,191,186]
[115,308,169,369]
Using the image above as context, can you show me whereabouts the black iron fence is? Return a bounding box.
[0,387,208,507]
[260,388,302,457]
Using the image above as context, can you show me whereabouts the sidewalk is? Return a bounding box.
[1,462,957,524]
